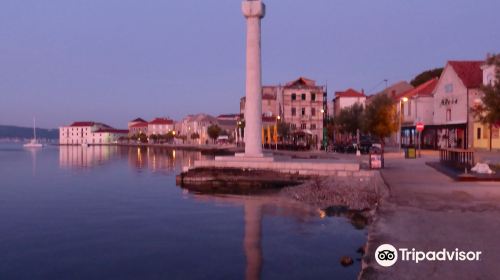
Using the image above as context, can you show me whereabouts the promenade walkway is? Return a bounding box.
[360,153,500,280]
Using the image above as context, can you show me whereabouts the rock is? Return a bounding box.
[340,256,354,267]
[357,246,365,255]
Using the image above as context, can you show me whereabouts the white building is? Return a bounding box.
[59,122,128,145]
[398,78,438,147]
[432,60,484,149]
[333,88,366,116]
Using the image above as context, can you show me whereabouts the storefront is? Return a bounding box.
[401,124,467,149]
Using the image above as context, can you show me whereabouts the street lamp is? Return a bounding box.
[399,97,409,152]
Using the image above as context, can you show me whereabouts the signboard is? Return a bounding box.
[370,154,382,169]
[416,122,425,132]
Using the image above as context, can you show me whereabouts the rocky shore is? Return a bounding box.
[280,171,388,212]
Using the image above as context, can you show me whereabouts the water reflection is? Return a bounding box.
[192,194,322,280]
[26,148,40,176]
[59,146,206,173]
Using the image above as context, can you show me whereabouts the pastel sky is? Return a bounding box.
[1,0,499,128]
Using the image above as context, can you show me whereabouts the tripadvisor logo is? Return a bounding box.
[375,244,398,267]
[374,244,482,267]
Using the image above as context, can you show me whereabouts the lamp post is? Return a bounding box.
[399,97,409,152]
[275,116,280,150]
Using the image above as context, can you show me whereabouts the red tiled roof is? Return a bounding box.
[94,129,129,134]
[130,118,147,123]
[285,77,316,87]
[449,61,484,88]
[396,78,438,100]
[335,88,365,98]
[70,121,95,127]
[130,122,148,128]
[149,118,174,125]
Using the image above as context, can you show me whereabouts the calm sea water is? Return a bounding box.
[0,144,365,280]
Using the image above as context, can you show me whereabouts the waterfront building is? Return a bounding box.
[333,88,366,117]
[147,118,175,136]
[398,78,438,148]
[366,81,414,146]
[129,122,148,137]
[432,60,484,149]
[240,77,327,149]
[217,114,240,141]
[367,81,414,105]
[59,122,128,145]
[331,88,366,144]
[474,57,500,150]
[128,118,147,130]
[281,77,327,148]
[179,114,217,144]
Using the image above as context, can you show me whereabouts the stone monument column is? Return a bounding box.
[242,0,265,157]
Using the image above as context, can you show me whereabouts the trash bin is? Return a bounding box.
[369,147,384,169]
[405,147,416,159]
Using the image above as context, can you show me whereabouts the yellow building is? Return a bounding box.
[473,122,500,150]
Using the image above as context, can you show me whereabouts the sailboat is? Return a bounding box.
[23,118,44,148]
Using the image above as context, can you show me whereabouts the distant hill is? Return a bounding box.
[0,125,59,139]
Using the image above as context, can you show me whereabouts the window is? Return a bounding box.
[408,101,411,116]
[301,108,306,116]
[487,74,494,85]
[310,124,316,130]
[311,108,316,116]
[311,93,316,101]
[291,93,296,101]
[301,93,306,101]
[301,123,307,129]
[445,84,453,93]
[290,123,296,129]
[483,126,489,139]
[446,109,451,121]
[477,128,481,140]
[291,108,296,116]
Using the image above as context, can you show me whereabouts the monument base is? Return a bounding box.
[191,155,360,176]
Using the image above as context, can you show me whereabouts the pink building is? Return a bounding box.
[147,118,175,136]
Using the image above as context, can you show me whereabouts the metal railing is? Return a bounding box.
[439,148,475,170]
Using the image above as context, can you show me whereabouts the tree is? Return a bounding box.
[472,54,500,150]
[190,132,200,140]
[363,94,398,147]
[410,68,443,87]
[207,124,221,143]
[164,131,175,143]
[335,103,364,137]
[149,134,159,143]
[136,133,148,143]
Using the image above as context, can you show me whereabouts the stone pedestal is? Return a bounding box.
[242,0,265,157]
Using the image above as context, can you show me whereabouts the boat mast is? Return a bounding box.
[33,117,36,140]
